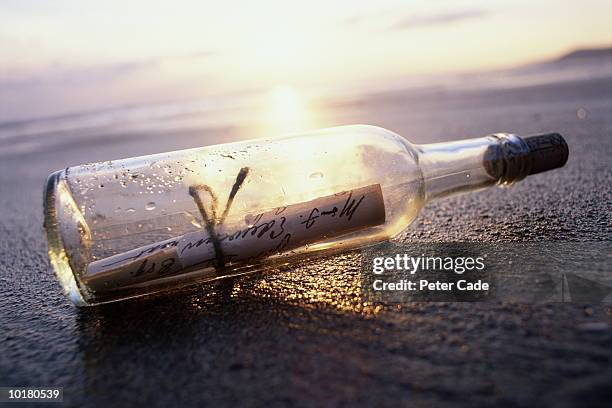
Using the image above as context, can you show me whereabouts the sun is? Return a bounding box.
[265,85,312,134]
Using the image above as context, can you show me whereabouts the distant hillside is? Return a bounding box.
[554,46,612,63]
[476,45,612,91]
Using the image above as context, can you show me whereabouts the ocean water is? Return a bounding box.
[1,55,610,160]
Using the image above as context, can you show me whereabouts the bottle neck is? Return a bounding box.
[417,134,532,202]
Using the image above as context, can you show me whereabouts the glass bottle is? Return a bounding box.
[43,125,568,305]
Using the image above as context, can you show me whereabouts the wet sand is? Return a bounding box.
[1,76,611,407]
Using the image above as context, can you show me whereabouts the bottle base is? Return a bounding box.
[43,170,88,306]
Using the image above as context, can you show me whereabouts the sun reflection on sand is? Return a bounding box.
[247,253,390,315]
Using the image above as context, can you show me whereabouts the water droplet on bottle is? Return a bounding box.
[126,208,136,213]
[309,172,324,179]
[145,202,156,211]
[466,174,471,179]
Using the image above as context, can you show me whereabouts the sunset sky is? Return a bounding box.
[1,0,611,121]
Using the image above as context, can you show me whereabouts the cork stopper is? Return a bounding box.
[522,133,569,175]
[482,132,569,184]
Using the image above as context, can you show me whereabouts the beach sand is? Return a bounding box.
[1,76,611,407]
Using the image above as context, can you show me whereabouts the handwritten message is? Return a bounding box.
[84,184,385,292]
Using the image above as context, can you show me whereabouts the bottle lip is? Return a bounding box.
[485,134,532,184]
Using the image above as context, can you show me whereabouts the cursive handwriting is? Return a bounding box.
[300,191,365,229]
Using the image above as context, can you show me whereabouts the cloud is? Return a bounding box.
[0,49,219,121]
[390,9,487,31]
[0,50,217,90]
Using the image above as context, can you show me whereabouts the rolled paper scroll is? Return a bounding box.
[84,184,386,292]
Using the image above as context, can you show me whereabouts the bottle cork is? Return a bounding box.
[522,133,569,175]
[483,132,569,183]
